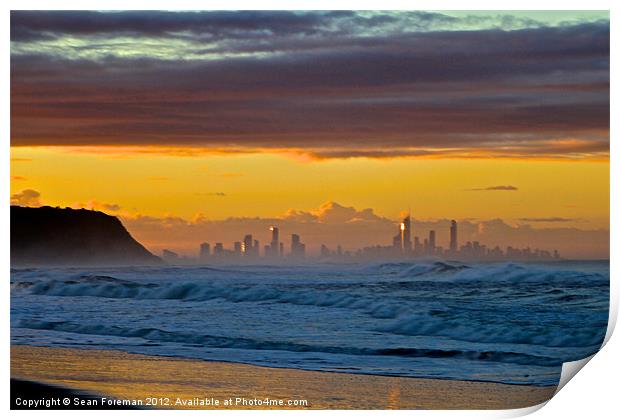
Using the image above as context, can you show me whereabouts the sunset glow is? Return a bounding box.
[10,10,610,258]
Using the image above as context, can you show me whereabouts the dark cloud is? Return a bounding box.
[9,10,556,43]
[10,11,343,41]
[73,200,122,212]
[519,217,577,222]
[307,149,440,160]
[10,189,42,206]
[198,192,227,197]
[468,186,519,191]
[102,203,121,211]
[10,12,610,159]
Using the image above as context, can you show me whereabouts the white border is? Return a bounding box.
[2,2,617,419]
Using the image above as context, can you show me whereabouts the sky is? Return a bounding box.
[10,11,610,258]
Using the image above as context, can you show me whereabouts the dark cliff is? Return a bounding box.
[11,206,161,266]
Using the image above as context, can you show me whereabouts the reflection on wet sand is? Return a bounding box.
[11,345,556,409]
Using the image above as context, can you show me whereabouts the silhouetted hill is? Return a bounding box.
[11,206,161,266]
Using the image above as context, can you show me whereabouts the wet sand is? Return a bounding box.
[11,345,556,409]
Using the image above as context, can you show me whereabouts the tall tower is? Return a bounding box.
[414,236,421,253]
[429,230,436,254]
[291,234,305,258]
[199,242,210,260]
[450,220,458,255]
[393,231,402,252]
[401,214,412,252]
[270,226,280,257]
[242,234,253,256]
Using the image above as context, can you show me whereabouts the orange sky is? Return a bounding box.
[10,146,609,227]
[9,12,609,257]
[10,146,610,258]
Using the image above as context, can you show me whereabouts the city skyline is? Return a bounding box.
[10,11,609,259]
[118,201,611,260]
[161,215,562,263]
[8,200,610,260]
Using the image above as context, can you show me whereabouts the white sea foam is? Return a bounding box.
[10,261,609,386]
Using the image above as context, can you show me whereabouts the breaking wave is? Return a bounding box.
[11,261,609,386]
[17,319,564,367]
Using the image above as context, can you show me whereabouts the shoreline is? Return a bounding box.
[11,345,557,409]
[12,343,558,389]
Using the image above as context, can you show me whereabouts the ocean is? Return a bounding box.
[10,260,609,387]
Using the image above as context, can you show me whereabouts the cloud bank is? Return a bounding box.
[9,189,607,258]
[115,201,609,259]
[10,189,42,206]
[10,11,609,160]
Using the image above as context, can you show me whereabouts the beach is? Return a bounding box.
[11,345,556,409]
[9,9,610,412]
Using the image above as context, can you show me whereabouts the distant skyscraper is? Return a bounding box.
[242,234,253,255]
[392,223,400,254]
[414,236,421,253]
[214,243,224,257]
[393,232,402,251]
[429,230,436,254]
[291,234,305,258]
[233,241,242,255]
[320,244,330,258]
[199,242,210,260]
[401,214,412,252]
[291,234,300,253]
[270,226,280,257]
[449,220,458,254]
[253,239,259,257]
